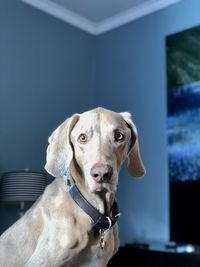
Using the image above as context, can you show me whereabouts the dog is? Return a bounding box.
[0,107,145,267]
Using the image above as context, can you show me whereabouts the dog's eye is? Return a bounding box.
[78,133,87,144]
[114,131,125,142]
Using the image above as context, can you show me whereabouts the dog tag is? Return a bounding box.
[100,230,105,250]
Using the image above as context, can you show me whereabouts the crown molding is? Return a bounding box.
[22,0,181,35]
[22,0,97,35]
[95,0,181,35]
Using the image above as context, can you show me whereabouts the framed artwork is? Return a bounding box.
[166,25,200,182]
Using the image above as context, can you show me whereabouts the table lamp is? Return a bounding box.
[0,171,47,216]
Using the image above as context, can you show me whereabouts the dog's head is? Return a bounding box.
[45,107,145,193]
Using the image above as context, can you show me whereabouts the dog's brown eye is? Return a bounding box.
[114,131,125,142]
[78,133,87,144]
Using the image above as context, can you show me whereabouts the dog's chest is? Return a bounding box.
[65,231,115,267]
[81,251,106,267]
[69,245,111,267]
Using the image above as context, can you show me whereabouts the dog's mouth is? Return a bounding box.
[94,183,107,192]
[89,179,115,194]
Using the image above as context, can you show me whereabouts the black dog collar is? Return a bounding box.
[69,184,120,232]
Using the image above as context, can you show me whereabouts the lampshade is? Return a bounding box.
[0,171,47,202]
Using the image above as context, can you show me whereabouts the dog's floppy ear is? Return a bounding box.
[45,114,79,177]
[120,112,146,178]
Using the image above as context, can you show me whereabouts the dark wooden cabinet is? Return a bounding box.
[107,244,200,267]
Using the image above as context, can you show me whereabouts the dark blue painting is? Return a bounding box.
[166,26,200,182]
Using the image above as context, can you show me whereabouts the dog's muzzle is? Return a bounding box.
[90,164,113,183]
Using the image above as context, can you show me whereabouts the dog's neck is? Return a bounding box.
[98,190,115,216]
[66,162,115,217]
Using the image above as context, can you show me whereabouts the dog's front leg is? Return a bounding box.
[24,225,89,267]
[24,237,75,267]
[24,236,60,267]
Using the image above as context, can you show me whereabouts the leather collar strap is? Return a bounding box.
[69,184,120,232]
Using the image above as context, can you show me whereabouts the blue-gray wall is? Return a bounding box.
[0,0,95,233]
[0,0,95,173]
[1,0,200,246]
[95,0,200,245]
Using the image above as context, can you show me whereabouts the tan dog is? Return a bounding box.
[0,107,145,267]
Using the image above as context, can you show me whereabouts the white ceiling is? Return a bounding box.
[22,0,181,35]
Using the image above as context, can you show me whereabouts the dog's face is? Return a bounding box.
[45,107,145,194]
[70,109,132,193]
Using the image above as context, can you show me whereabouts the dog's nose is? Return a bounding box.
[90,164,113,182]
